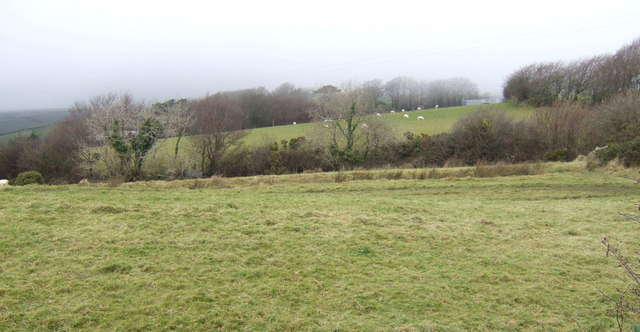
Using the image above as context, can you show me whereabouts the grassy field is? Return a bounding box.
[242,103,533,145]
[1,162,638,330]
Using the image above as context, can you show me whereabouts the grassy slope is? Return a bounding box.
[150,103,533,162]
[242,103,533,145]
[1,163,637,330]
[0,109,68,135]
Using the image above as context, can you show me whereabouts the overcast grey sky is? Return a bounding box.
[1,0,639,111]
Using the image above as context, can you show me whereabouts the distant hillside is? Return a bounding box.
[241,103,533,145]
[0,125,55,144]
[0,108,69,136]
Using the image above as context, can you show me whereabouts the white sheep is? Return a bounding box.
[361,123,368,129]
[390,110,396,114]
[324,124,329,128]
[401,109,406,112]
[417,106,422,110]
[293,122,297,125]
[418,116,424,120]
[0,179,8,187]
[376,113,381,117]
[404,114,409,119]
[435,105,439,109]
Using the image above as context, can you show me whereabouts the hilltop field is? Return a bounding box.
[1,161,638,330]
[242,103,533,145]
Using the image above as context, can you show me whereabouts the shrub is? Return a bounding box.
[529,103,592,156]
[543,148,570,162]
[15,171,44,185]
[449,109,519,165]
[621,136,640,166]
[586,146,610,171]
[401,132,452,167]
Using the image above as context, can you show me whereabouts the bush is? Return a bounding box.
[401,132,452,167]
[543,148,570,162]
[586,146,611,171]
[15,171,44,185]
[449,109,519,165]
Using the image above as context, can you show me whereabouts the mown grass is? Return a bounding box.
[1,163,637,330]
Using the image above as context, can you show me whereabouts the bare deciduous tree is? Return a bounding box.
[70,93,149,177]
[313,82,374,154]
[192,93,246,176]
[151,98,193,160]
[69,93,162,178]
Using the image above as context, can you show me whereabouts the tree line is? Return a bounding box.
[503,38,640,106]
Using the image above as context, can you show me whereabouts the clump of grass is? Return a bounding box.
[412,169,428,180]
[383,170,404,180]
[107,175,124,187]
[188,179,210,189]
[91,205,127,214]
[352,171,374,181]
[474,218,496,226]
[334,172,348,183]
[98,263,132,274]
[473,163,543,178]
[211,176,233,188]
[350,247,373,256]
[427,168,444,179]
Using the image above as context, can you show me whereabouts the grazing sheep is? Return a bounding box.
[390,110,396,114]
[0,179,8,187]
[417,106,422,110]
[293,122,297,125]
[418,116,424,120]
[435,105,439,109]
[402,109,406,112]
[361,123,368,129]
[404,114,409,119]
[324,124,329,128]
[376,113,381,117]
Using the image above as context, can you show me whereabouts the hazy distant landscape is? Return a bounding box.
[0,108,69,141]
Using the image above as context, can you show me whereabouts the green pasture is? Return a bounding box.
[152,102,533,158]
[1,162,638,330]
[241,103,533,145]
